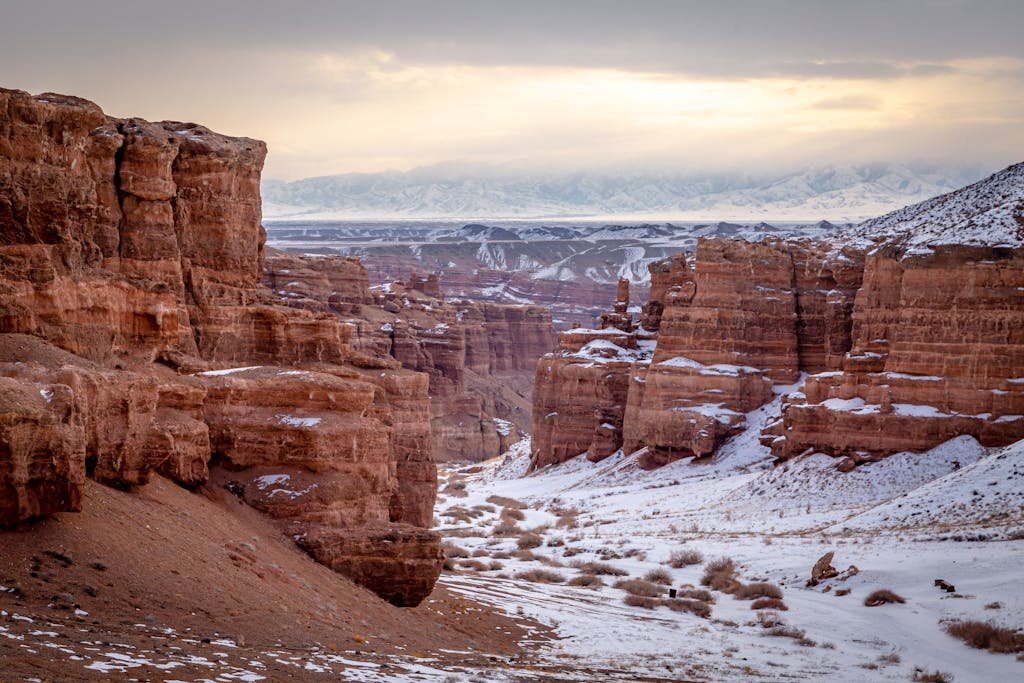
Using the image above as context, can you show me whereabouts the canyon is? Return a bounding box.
[0,88,551,615]
[2,86,1023,682]
[531,164,1024,471]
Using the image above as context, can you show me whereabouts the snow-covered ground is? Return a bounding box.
[435,426,1024,681]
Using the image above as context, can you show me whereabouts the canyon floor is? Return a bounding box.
[433,401,1024,682]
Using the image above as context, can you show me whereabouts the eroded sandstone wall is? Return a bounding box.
[0,89,440,606]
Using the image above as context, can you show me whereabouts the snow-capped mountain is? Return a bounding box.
[853,161,1024,249]
[262,162,985,222]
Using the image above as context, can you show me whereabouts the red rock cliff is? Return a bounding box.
[0,89,440,606]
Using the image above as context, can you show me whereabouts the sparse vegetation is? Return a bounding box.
[943,619,1024,653]
[512,549,537,561]
[517,532,544,549]
[735,582,783,601]
[701,557,740,593]
[441,541,470,558]
[500,507,526,522]
[487,495,527,509]
[643,568,673,585]
[667,548,704,568]
[751,597,788,611]
[569,560,628,576]
[568,574,605,588]
[514,569,565,584]
[614,579,667,597]
[912,668,953,683]
[678,587,714,603]
[623,594,660,609]
[664,598,712,618]
[864,589,906,606]
[491,522,524,537]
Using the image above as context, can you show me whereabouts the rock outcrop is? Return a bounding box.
[532,172,1024,469]
[765,244,1024,461]
[0,89,441,606]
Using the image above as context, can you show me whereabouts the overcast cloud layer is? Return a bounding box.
[2,1,1022,179]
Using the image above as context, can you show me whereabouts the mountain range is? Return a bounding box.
[262,162,988,222]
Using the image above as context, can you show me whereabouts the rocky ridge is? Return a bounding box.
[531,163,1024,470]
[0,88,454,606]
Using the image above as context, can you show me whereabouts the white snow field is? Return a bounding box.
[435,425,1024,681]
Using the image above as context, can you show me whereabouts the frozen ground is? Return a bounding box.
[435,424,1024,681]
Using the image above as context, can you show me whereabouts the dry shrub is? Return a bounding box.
[751,597,788,611]
[624,594,661,609]
[864,589,906,606]
[491,522,523,537]
[517,533,544,549]
[568,574,605,588]
[471,549,489,558]
[878,653,901,664]
[678,588,714,603]
[735,582,783,600]
[555,507,580,528]
[515,569,565,584]
[912,669,953,683]
[487,495,527,509]
[512,549,537,561]
[491,551,512,560]
[457,559,488,571]
[614,579,667,597]
[668,549,704,568]
[562,547,585,558]
[442,480,468,498]
[500,507,526,522]
[442,508,473,524]
[441,541,470,558]
[664,598,712,618]
[537,555,564,568]
[644,568,673,585]
[547,537,565,547]
[756,610,785,628]
[489,560,504,571]
[472,504,496,513]
[701,557,740,593]
[944,620,1024,653]
[569,561,628,576]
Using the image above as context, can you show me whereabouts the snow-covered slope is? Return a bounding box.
[839,438,1024,531]
[263,163,983,222]
[853,161,1024,249]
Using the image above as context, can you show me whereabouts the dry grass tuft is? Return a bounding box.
[517,533,544,550]
[751,597,788,611]
[701,557,740,593]
[568,574,605,588]
[735,582,783,601]
[491,522,524,537]
[644,568,673,585]
[487,495,527,509]
[512,549,537,561]
[457,559,489,571]
[863,589,906,606]
[515,568,565,584]
[678,587,715,603]
[912,668,953,683]
[441,541,470,558]
[614,578,667,597]
[623,594,661,609]
[664,598,712,618]
[569,561,628,576]
[500,507,526,522]
[667,549,704,568]
[944,619,1024,654]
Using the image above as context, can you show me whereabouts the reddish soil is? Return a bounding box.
[0,476,550,681]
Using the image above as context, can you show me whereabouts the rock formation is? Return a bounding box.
[532,164,1024,470]
[0,88,442,606]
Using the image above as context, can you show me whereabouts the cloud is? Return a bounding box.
[1,1,1022,178]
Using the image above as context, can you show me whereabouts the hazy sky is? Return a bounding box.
[2,0,1023,180]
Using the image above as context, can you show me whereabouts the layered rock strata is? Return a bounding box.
[0,89,441,605]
